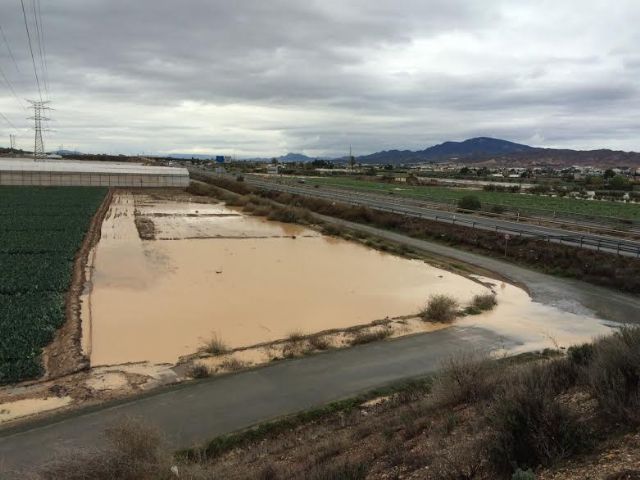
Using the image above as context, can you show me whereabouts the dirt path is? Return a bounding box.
[42,189,114,379]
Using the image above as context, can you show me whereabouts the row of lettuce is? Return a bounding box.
[0,187,106,384]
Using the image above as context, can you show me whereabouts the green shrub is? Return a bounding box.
[567,342,594,367]
[421,295,459,322]
[457,195,481,211]
[512,469,536,480]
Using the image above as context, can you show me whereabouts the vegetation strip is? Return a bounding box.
[305,176,640,221]
[0,187,108,384]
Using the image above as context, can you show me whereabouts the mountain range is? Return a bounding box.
[346,138,640,168]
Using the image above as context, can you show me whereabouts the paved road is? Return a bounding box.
[2,202,639,477]
[1,327,511,477]
[239,174,640,257]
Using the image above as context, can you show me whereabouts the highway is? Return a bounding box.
[232,173,640,257]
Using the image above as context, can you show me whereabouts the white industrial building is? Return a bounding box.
[0,158,189,187]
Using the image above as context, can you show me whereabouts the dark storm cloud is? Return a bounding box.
[0,0,639,155]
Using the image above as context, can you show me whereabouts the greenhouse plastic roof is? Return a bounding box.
[0,158,188,176]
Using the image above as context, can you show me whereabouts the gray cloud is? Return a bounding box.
[0,0,639,156]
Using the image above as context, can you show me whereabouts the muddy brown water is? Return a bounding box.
[84,193,611,367]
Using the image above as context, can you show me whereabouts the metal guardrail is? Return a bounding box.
[291,179,640,236]
[188,170,640,257]
[242,175,640,257]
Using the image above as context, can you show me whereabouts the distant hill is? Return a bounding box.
[354,137,640,168]
[279,152,314,162]
[357,137,534,164]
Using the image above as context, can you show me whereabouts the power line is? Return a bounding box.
[0,23,21,74]
[0,110,18,131]
[36,0,49,96]
[20,0,43,101]
[0,62,26,109]
[32,0,48,97]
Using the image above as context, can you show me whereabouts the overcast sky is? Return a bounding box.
[0,0,639,157]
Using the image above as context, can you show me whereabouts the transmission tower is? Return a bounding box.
[9,134,16,150]
[27,99,50,160]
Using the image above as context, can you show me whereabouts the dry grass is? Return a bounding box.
[349,328,391,346]
[420,294,460,322]
[36,418,176,480]
[202,334,228,356]
[188,363,211,379]
[586,326,640,425]
[219,358,246,372]
[432,350,498,405]
[472,293,498,311]
[308,335,331,351]
[287,330,305,342]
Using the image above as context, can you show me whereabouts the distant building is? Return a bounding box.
[266,164,280,175]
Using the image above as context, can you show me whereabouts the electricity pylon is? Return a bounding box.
[27,100,51,160]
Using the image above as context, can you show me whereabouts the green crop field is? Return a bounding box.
[305,177,640,221]
[0,187,107,384]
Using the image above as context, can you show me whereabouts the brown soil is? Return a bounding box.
[133,215,156,239]
[42,189,114,380]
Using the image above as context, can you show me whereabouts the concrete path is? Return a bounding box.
[1,326,509,477]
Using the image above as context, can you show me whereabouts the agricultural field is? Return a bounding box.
[305,177,640,221]
[0,187,107,384]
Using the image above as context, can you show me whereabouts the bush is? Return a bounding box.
[38,418,172,480]
[487,364,587,473]
[432,351,497,405]
[188,363,211,379]
[202,334,228,355]
[512,469,536,480]
[458,195,481,211]
[471,293,497,312]
[587,326,640,424]
[421,295,459,322]
[567,342,595,367]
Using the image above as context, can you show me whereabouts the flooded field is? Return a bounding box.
[82,192,612,369]
[86,193,492,366]
[0,191,615,425]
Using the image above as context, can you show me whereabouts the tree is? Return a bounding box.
[460,167,471,175]
[604,169,616,179]
[609,175,629,190]
[458,195,482,211]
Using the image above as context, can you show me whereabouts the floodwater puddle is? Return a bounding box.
[84,193,613,368]
[459,280,612,353]
[86,193,492,366]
